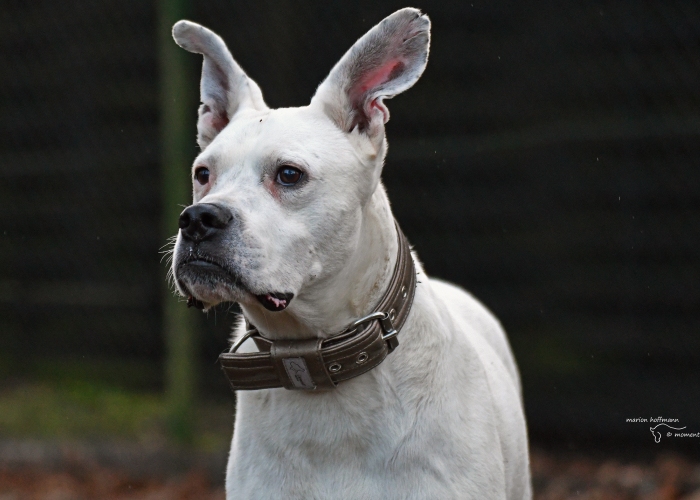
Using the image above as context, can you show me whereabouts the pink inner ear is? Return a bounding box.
[356,59,404,96]
[202,109,229,133]
[346,58,406,129]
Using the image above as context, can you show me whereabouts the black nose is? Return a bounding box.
[178,203,232,242]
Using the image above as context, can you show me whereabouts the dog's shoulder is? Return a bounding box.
[428,278,522,393]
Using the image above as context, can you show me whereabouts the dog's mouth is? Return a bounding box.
[176,255,294,312]
[176,256,243,306]
[178,257,237,283]
[255,292,294,312]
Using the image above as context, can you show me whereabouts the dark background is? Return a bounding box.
[1,0,699,450]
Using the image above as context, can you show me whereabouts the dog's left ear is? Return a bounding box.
[173,21,268,149]
[311,8,430,139]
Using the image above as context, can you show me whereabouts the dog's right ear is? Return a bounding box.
[172,21,268,149]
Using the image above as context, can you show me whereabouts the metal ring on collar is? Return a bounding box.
[229,328,259,353]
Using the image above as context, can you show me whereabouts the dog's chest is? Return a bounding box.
[226,367,506,499]
[235,378,402,456]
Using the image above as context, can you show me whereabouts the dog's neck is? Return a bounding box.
[240,185,398,340]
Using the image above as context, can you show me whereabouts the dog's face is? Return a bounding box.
[171,9,430,314]
[175,107,376,311]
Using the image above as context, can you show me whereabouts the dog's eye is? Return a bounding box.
[194,167,210,185]
[276,166,303,186]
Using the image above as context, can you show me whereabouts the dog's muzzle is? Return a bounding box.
[175,203,242,308]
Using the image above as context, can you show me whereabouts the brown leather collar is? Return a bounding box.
[218,221,416,391]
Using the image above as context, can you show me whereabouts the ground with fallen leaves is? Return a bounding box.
[1,448,699,499]
[531,448,700,500]
[0,468,224,500]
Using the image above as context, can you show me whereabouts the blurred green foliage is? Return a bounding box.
[0,380,233,452]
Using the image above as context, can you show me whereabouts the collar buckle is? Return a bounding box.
[350,311,399,353]
[379,314,399,352]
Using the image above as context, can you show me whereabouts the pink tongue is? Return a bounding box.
[267,294,287,309]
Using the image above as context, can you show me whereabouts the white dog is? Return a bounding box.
[170,8,531,499]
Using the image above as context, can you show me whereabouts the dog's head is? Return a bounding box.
[171,8,430,319]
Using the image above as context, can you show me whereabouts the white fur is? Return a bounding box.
[171,8,531,498]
